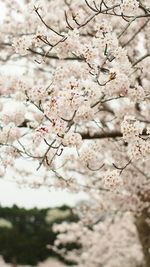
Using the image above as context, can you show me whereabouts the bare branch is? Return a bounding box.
[132,53,150,66]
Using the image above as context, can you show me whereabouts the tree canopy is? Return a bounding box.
[0,0,150,266]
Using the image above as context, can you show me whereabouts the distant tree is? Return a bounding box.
[0,205,77,266]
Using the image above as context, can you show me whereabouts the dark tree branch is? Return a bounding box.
[81,129,147,139]
[81,131,123,139]
[133,53,150,66]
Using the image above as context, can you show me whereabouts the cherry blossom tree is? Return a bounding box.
[0,0,150,266]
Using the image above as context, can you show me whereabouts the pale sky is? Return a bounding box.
[0,179,86,208]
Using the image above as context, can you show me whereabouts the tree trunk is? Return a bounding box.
[136,208,150,267]
[11,257,17,267]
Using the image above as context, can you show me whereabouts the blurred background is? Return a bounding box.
[0,204,78,267]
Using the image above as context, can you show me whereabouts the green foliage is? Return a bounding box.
[0,205,77,266]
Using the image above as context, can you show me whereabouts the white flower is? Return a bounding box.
[63,131,82,147]
[121,117,143,141]
[12,36,32,56]
[103,170,123,190]
[120,0,139,14]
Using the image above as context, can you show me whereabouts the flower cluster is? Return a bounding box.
[12,36,32,56]
[121,117,143,141]
[53,213,144,267]
[128,86,145,103]
[56,29,80,59]
[0,123,21,144]
[103,169,123,191]
[62,132,82,147]
[1,103,25,126]
[120,0,139,15]
[128,137,150,160]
